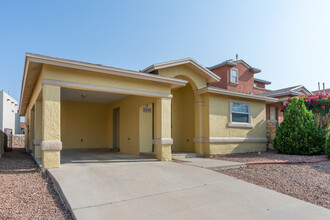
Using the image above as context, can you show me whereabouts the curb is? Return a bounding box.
[246,157,328,165]
[46,169,77,220]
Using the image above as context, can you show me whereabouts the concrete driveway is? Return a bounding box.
[48,161,330,220]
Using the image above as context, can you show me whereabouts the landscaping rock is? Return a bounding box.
[0,146,72,219]
[212,152,330,209]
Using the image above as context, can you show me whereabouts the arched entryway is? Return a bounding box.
[171,82,195,153]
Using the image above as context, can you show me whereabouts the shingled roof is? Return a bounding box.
[207,59,261,73]
[259,85,311,97]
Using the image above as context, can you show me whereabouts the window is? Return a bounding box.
[254,82,258,87]
[230,69,238,84]
[230,101,251,125]
[231,102,249,123]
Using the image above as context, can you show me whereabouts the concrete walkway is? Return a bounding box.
[48,161,330,220]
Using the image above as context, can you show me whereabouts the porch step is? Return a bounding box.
[172,153,202,159]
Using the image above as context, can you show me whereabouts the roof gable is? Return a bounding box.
[259,85,312,97]
[208,59,261,73]
[142,58,220,83]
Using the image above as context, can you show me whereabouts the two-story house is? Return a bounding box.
[208,59,311,124]
[20,53,279,169]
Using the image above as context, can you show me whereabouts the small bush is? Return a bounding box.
[273,97,326,155]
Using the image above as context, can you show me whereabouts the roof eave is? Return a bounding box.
[263,91,301,98]
[198,86,278,102]
[207,61,236,70]
[18,56,29,116]
[293,86,312,95]
[254,78,271,85]
[249,67,261,73]
[142,58,220,83]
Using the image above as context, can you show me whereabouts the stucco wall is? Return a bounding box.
[43,64,171,96]
[158,65,207,90]
[61,101,109,149]
[0,91,2,131]
[172,83,195,152]
[0,90,19,134]
[206,94,267,154]
[24,63,174,153]
[107,95,157,155]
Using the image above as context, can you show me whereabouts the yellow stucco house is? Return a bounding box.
[19,53,277,169]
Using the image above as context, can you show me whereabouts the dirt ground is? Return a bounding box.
[211,152,330,209]
[0,146,72,219]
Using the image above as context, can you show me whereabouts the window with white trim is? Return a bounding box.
[254,82,258,87]
[230,68,238,84]
[231,101,250,123]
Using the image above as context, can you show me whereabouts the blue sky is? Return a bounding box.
[0,0,329,102]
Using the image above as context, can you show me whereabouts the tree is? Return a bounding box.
[274,97,326,155]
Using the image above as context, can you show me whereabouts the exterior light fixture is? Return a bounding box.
[81,94,87,101]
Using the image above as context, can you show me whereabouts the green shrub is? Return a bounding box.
[282,93,329,130]
[273,97,326,155]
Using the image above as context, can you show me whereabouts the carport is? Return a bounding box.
[19,53,187,169]
[60,87,158,166]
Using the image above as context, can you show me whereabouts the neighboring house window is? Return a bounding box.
[254,82,258,87]
[230,68,238,84]
[228,100,252,128]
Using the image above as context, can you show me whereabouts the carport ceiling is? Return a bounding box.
[61,88,128,104]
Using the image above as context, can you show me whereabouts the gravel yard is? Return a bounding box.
[0,147,72,219]
[211,152,330,209]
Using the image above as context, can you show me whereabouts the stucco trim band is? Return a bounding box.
[33,139,42,146]
[42,79,173,98]
[194,137,206,143]
[41,140,62,151]
[194,137,267,143]
[152,138,173,145]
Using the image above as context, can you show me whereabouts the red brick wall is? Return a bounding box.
[227,63,255,93]
[255,82,266,88]
[209,63,258,93]
[252,87,270,94]
[208,65,229,89]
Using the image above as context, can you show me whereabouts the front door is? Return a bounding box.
[113,108,120,151]
[270,106,276,121]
